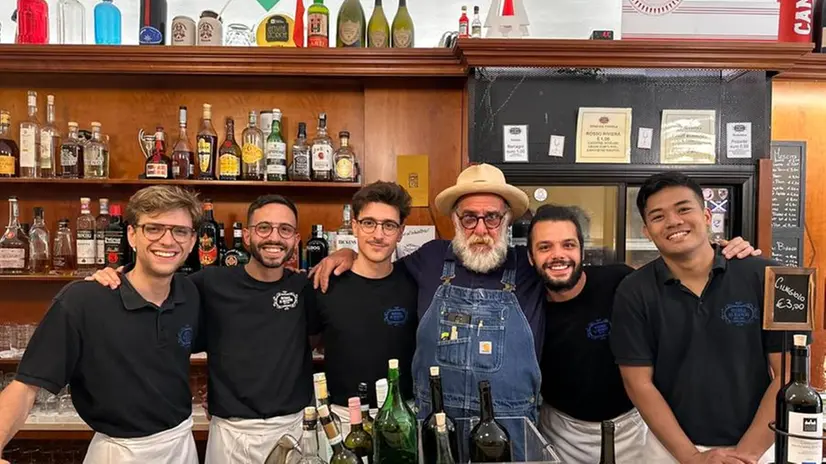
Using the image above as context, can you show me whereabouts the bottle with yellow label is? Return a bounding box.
[0,111,20,178]
[333,131,356,182]
[241,111,265,181]
[218,117,241,181]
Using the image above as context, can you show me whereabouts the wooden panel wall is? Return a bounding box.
[771,80,826,389]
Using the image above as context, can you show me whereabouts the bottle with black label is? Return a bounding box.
[779,334,823,464]
[198,200,220,267]
[306,225,329,270]
[222,222,250,267]
[289,122,312,181]
[139,0,167,45]
[217,222,227,265]
[103,204,128,269]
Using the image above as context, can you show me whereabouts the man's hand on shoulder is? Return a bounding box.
[718,237,761,260]
[309,249,357,293]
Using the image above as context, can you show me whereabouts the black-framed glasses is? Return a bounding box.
[249,222,297,239]
[135,223,195,243]
[356,218,401,235]
[456,212,506,230]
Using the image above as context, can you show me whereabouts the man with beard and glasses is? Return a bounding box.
[88,194,317,464]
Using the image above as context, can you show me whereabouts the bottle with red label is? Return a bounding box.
[103,204,128,269]
[198,200,220,267]
[145,127,171,179]
[458,6,469,38]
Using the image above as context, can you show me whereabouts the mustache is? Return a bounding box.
[467,235,494,246]
[366,239,388,247]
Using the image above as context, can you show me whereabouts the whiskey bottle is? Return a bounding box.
[145,127,171,179]
[52,219,77,275]
[29,206,50,274]
[104,204,128,269]
[0,111,19,178]
[333,131,356,182]
[198,200,220,267]
[59,122,84,178]
[40,95,60,178]
[95,199,111,269]
[19,91,41,178]
[241,111,265,181]
[219,118,241,181]
[0,197,30,275]
[306,225,329,270]
[76,197,97,275]
[84,122,108,179]
[265,109,288,182]
[197,104,219,179]
[217,222,227,264]
[334,205,356,252]
[171,106,195,179]
[222,222,250,267]
[289,122,311,181]
[311,113,333,181]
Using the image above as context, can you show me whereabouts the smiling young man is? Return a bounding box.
[611,172,784,464]
[0,186,203,464]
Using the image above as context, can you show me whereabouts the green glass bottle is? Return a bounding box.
[358,382,375,436]
[307,0,330,48]
[367,0,389,48]
[344,397,374,463]
[373,359,417,463]
[391,0,414,48]
[336,0,366,48]
[319,404,361,464]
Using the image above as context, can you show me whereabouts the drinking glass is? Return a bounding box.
[0,323,11,355]
[224,23,253,46]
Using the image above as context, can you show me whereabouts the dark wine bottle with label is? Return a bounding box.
[198,200,220,267]
[103,204,128,269]
[422,366,459,462]
[779,334,823,464]
[599,420,616,464]
[469,380,512,462]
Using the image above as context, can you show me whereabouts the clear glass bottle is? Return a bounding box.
[333,131,356,182]
[0,111,20,178]
[84,122,108,178]
[95,199,110,269]
[171,107,194,179]
[0,197,30,275]
[29,206,49,274]
[19,91,41,179]
[289,122,311,181]
[76,197,97,275]
[367,0,389,47]
[297,407,326,464]
[391,0,414,48]
[59,122,84,178]
[241,111,265,181]
[39,95,60,178]
[94,0,122,45]
[471,6,482,38]
[58,0,86,44]
[265,109,287,182]
[52,219,76,275]
[311,113,333,182]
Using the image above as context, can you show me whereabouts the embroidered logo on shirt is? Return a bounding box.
[384,306,408,326]
[721,302,758,326]
[273,291,299,311]
[586,319,611,340]
[177,325,194,349]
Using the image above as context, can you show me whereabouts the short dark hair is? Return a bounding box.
[636,171,704,222]
[247,194,299,225]
[527,204,585,253]
[351,181,413,223]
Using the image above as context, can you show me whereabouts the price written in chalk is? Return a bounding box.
[763,266,815,330]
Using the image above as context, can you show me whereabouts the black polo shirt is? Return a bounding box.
[189,266,316,419]
[16,272,200,438]
[610,249,782,446]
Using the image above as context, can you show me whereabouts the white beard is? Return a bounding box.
[451,219,509,274]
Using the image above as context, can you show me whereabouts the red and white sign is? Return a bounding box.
[777,0,813,42]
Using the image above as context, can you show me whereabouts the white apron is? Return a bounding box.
[539,403,646,463]
[83,416,197,464]
[205,412,303,464]
[643,428,775,464]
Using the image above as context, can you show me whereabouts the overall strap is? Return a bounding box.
[500,248,517,292]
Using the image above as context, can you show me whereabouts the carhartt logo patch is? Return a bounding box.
[479,341,492,355]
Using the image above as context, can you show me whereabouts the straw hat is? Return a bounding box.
[435,164,529,217]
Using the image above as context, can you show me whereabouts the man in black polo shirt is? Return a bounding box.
[0,186,203,464]
[611,172,782,464]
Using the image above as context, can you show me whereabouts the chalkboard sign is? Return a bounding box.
[770,141,806,267]
[763,267,816,331]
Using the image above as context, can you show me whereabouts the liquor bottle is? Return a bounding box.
[471,6,482,38]
[145,127,171,179]
[458,6,469,38]
[217,222,227,265]
[599,420,616,464]
[265,109,288,182]
[375,378,388,410]
[172,106,195,180]
[59,122,84,178]
[198,200,220,267]
[94,0,122,44]
[222,222,250,267]
[0,197,30,275]
[52,219,76,274]
[38,95,59,178]
[778,334,823,464]
[358,382,374,435]
[337,0,366,47]
[139,0,167,45]
[469,380,512,462]
[57,0,86,44]
[95,199,111,269]
[0,111,19,178]
[19,91,41,179]
[84,122,108,179]
[306,225,329,270]
[260,111,273,141]
[289,122,312,181]
[319,405,361,464]
[391,0,414,48]
[374,359,417,463]
[510,209,533,247]
[297,407,326,464]
[197,104,219,179]
[76,197,97,276]
[311,113,333,181]
[180,244,201,274]
[16,0,49,44]
[314,372,342,461]
[334,205,356,252]
[367,0,390,47]
[307,0,330,47]
[103,204,127,269]
[345,397,374,463]
[241,111,265,181]
[333,131,356,182]
[285,238,301,271]
[422,367,459,463]
[435,413,457,464]
[219,118,241,181]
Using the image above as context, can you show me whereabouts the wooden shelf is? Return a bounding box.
[775,52,826,80]
[0,178,363,189]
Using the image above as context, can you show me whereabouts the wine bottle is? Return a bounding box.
[367,0,389,47]
[319,405,361,464]
[344,397,374,463]
[469,380,512,462]
[422,366,459,463]
[358,382,375,435]
[599,420,616,464]
[336,0,366,47]
[314,372,341,460]
[435,413,457,464]
[390,0,414,48]
[780,334,823,464]
[374,359,418,464]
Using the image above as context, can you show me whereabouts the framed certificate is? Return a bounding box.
[575,108,632,163]
[660,109,716,164]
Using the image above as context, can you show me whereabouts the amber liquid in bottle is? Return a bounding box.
[0,111,20,178]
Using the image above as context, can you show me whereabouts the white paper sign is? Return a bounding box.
[726,122,752,159]
[638,127,653,149]
[503,125,529,162]
[549,135,564,157]
[393,225,437,261]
